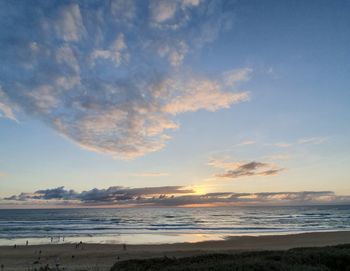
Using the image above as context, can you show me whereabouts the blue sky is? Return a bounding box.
[0,0,349,207]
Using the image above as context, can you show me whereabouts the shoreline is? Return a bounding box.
[1,231,350,270]
[2,228,350,247]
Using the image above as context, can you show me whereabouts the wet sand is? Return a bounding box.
[1,231,350,271]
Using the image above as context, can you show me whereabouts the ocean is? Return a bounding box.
[1,205,349,246]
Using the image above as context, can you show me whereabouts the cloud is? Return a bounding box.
[150,1,178,23]
[182,0,201,6]
[36,186,78,200]
[0,101,16,121]
[54,3,85,42]
[264,153,291,161]
[163,78,249,114]
[2,186,349,207]
[209,159,284,179]
[273,142,293,148]
[90,33,129,66]
[147,190,349,206]
[0,87,17,121]
[4,187,78,201]
[297,137,327,145]
[132,172,169,177]
[0,0,248,159]
[223,68,252,87]
[208,159,241,170]
[149,0,201,25]
[157,40,188,66]
[235,140,256,146]
[4,186,193,204]
[110,0,136,23]
[271,137,327,148]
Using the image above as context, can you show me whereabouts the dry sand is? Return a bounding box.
[1,231,350,271]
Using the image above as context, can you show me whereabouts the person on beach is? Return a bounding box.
[26,240,28,246]
[55,257,60,270]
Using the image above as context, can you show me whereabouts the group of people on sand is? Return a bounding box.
[50,236,65,243]
[13,240,29,248]
[75,241,84,249]
[12,236,66,248]
[12,239,128,254]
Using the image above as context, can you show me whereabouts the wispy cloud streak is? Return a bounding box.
[270,137,327,148]
[132,172,169,177]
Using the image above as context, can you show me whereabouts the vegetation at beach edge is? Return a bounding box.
[111,244,350,271]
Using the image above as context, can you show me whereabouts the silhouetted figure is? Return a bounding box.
[55,257,60,270]
[122,244,127,251]
[26,240,28,246]
[13,244,17,249]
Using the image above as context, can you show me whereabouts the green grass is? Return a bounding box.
[110,244,350,271]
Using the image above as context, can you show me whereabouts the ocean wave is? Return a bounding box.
[1,206,349,241]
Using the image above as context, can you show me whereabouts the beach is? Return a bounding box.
[1,231,350,271]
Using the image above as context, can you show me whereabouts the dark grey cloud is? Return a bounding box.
[4,187,78,201]
[215,161,284,179]
[4,186,193,204]
[77,186,193,203]
[2,186,349,207]
[35,187,78,200]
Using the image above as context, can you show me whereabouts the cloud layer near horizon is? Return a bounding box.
[0,0,250,159]
[2,186,350,207]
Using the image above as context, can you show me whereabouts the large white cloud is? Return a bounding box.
[0,0,249,159]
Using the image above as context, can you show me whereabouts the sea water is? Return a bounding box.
[0,205,349,245]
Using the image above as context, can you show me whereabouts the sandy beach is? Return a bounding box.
[1,231,350,271]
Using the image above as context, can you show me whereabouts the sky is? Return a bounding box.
[0,0,350,208]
